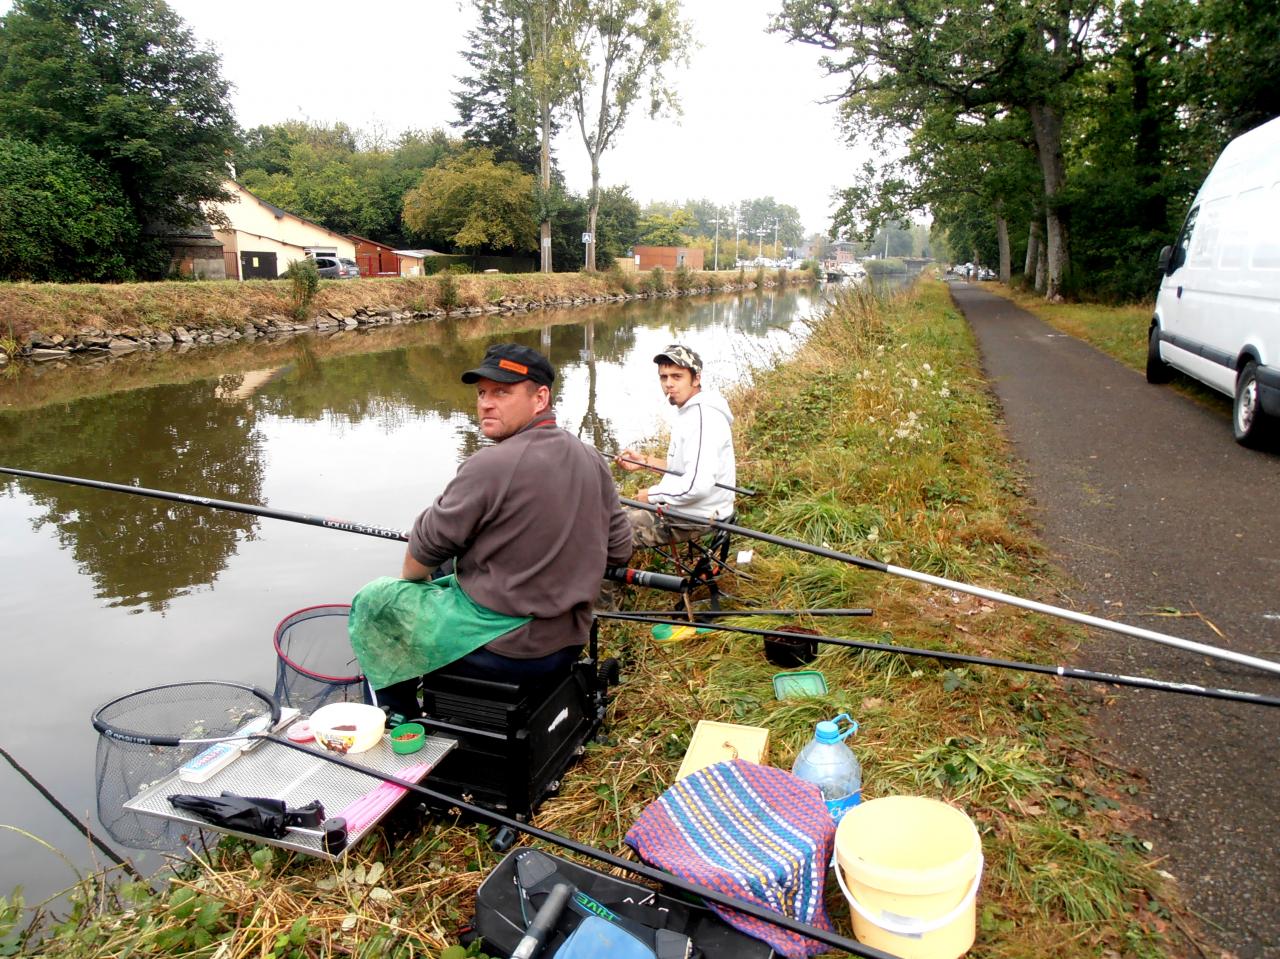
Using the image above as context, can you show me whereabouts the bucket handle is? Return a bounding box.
[834,854,984,940]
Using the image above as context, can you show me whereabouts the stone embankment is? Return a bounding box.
[1,273,801,367]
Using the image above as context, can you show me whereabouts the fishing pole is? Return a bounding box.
[587,444,757,497]
[601,612,1280,710]
[0,466,678,591]
[6,465,1273,677]
[619,498,1280,678]
[0,745,143,879]
[663,608,874,617]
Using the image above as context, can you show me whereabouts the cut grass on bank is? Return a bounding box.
[4,280,1192,959]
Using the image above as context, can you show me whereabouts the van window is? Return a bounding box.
[1253,182,1280,269]
[1169,205,1199,273]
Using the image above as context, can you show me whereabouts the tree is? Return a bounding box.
[637,209,696,246]
[777,0,1102,300]
[0,0,238,271]
[235,123,461,247]
[549,184,639,269]
[402,149,538,254]
[0,137,137,281]
[454,2,543,173]
[455,1,578,273]
[566,0,692,271]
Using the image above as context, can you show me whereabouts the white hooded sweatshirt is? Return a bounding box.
[646,390,736,521]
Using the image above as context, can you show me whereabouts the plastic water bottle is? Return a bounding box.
[791,713,861,822]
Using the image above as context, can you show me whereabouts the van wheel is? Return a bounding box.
[1233,362,1272,447]
[1146,326,1172,383]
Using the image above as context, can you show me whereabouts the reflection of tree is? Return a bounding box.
[575,323,619,455]
[0,381,265,611]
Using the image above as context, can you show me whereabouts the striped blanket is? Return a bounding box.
[624,759,836,958]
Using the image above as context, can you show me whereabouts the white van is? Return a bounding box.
[1148,115,1280,446]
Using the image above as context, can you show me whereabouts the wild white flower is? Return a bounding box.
[940,387,951,398]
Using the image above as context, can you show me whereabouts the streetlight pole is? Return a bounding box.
[772,218,779,260]
[734,212,742,266]
[710,217,723,271]
[755,227,766,260]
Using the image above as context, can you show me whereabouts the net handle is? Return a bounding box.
[90,681,281,747]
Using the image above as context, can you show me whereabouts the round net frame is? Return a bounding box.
[93,680,277,849]
[273,605,369,714]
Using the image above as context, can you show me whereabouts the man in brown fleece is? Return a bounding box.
[357,343,632,717]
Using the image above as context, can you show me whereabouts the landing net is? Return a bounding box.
[273,604,369,714]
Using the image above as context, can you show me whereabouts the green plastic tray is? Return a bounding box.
[772,670,828,699]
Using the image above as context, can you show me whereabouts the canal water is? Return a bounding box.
[0,285,831,905]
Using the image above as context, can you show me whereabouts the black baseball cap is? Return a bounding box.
[461,343,555,387]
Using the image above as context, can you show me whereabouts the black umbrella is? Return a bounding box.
[168,792,347,852]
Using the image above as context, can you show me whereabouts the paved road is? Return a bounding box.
[948,281,1280,959]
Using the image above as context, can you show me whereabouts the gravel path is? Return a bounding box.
[949,280,1280,958]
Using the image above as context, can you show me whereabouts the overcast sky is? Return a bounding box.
[0,0,870,234]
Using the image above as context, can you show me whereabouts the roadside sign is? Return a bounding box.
[582,232,592,244]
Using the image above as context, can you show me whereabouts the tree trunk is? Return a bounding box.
[585,160,600,272]
[539,101,552,273]
[1035,226,1047,292]
[1024,218,1042,279]
[1028,102,1070,300]
[995,203,1011,283]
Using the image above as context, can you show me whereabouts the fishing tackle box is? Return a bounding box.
[416,622,617,820]
[470,847,775,959]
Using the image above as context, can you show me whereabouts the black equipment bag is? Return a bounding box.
[473,848,775,959]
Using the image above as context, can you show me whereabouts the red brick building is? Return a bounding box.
[632,245,704,271]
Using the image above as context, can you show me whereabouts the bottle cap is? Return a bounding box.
[815,720,839,744]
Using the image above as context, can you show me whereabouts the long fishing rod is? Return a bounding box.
[587,444,757,497]
[0,745,143,879]
[6,465,1273,678]
[619,498,1280,678]
[0,466,679,590]
[602,612,1280,709]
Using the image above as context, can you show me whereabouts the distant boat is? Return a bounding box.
[837,262,867,280]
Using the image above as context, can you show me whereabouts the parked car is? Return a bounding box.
[978,267,996,281]
[309,255,359,279]
[1149,115,1280,446]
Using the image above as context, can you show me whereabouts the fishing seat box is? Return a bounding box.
[417,659,606,820]
[473,847,775,959]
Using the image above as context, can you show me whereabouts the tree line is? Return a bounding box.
[0,0,819,282]
[776,0,1279,301]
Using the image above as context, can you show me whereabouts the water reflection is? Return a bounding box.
[0,380,264,611]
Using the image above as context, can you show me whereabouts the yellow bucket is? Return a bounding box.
[834,796,983,959]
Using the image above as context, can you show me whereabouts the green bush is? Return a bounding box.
[446,263,472,274]
[438,271,460,309]
[0,137,137,282]
[706,272,723,292]
[673,264,693,292]
[646,266,667,293]
[737,266,746,288]
[606,262,637,294]
[754,265,766,288]
[777,266,789,287]
[284,257,320,319]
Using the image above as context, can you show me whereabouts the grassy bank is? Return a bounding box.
[0,268,793,356]
[4,280,1194,958]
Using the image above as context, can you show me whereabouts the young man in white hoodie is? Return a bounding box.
[616,344,737,547]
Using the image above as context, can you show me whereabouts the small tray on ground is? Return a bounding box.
[771,670,829,699]
[124,729,455,860]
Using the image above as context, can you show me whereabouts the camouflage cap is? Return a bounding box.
[653,344,702,373]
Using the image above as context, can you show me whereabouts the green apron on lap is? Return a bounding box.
[348,574,532,690]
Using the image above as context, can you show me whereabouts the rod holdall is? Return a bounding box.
[515,850,691,959]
